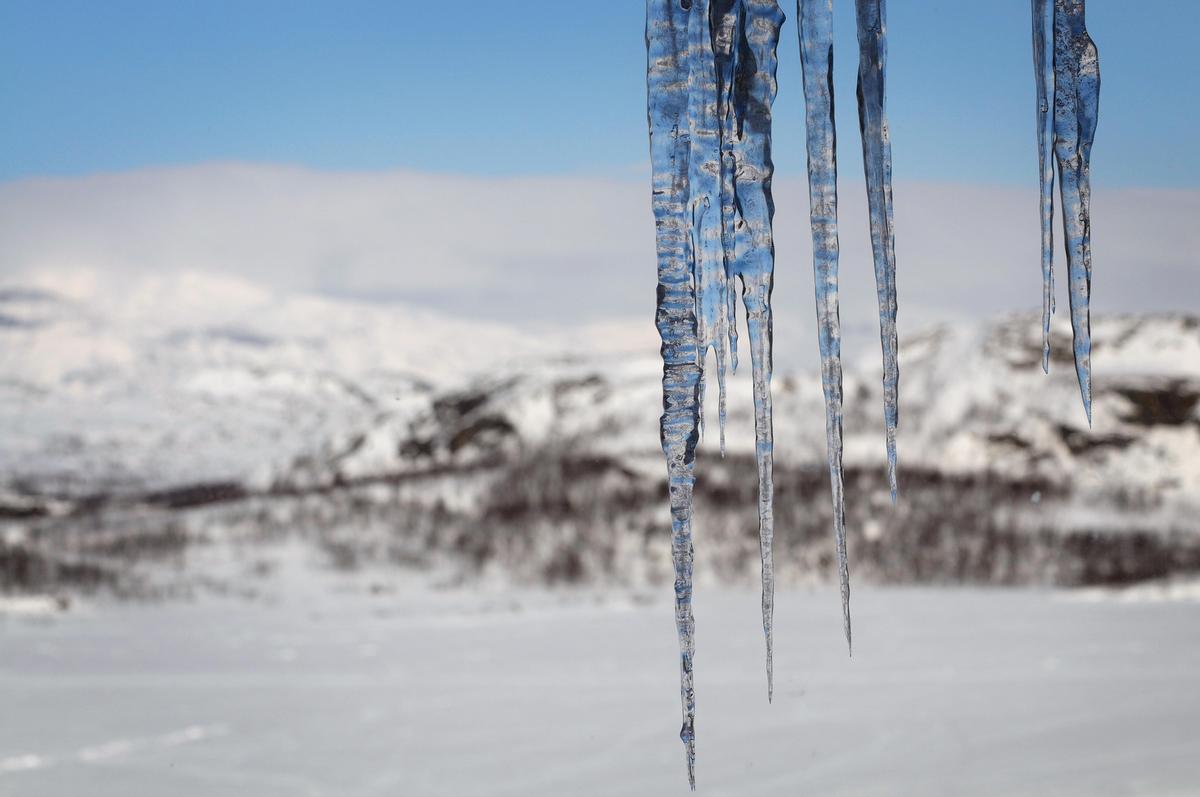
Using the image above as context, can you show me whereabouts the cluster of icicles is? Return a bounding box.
[646,0,1098,787]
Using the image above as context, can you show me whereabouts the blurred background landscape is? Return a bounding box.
[3,272,1199,598]
[1,2,1199,795]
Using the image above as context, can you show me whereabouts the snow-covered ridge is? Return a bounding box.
[1,275,1197,594]
[1,274,1197,508]
[291,312,1200,521]
[0,273,562,496]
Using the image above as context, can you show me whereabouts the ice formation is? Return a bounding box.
[647,0,784,785]
[648,0,1099,785]
[722,0,786,705]
[1035,0,1100,422]
[798,0,851,653]
[1032,0,1056,373]
[646,1,702,785]
[854,0,900,505]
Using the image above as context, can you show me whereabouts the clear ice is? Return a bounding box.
[684,0,730,454]
[647,1,701,786]
[798,0,851,653]
[727,0,785,704]
[1050,0,1099,423]
[645,0,1100,785]
[854,0,899,504]
[647,0,783,785]
[1032,0,1055,374]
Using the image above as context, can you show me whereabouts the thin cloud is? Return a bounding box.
[1,163,1196,370]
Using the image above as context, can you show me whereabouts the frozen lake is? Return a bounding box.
[2,567,1199,796]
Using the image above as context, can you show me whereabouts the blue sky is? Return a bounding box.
[2,1,1197,186]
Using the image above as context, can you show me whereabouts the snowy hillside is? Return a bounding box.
[0,273,558,496]
[2,274,1198,595]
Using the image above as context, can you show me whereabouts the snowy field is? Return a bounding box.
[2,551,1198,796]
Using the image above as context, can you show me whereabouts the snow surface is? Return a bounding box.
[1,547,1198,796]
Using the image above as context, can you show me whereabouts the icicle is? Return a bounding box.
[798,0,850,654]
[649,0,783,782]
[685,0,732,451]
[727,0,785,701]
[713,0,741,395]
[1032,0,1055,374]
[854,0,899,503]
[1052,0,1099,424]
[647,1,701,786]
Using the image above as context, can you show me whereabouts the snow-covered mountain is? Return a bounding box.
[0,273,560,496]
[2,274,1198,594]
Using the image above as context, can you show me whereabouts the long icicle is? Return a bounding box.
[713,0,741,457]
[854,0,899,503]
[1052,0,1099,424]
[798,0,850,654]
[686,0,732,451]
[647,1,701,786]
[728,0,785,701]
[1032,0,1055,373]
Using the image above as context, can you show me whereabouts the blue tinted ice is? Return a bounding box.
[647,0,783,785]
[798,0,851,654]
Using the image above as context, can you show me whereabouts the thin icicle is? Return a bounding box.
[727,0,785,701]
[798,0,850,654]
[1052,0,1099,424]
[647,1,701,786]
[713,0,741,396]
[685,0,733,450]
[854,0,899,503]
[1032,0,1055,374]
[649,0,783,778]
